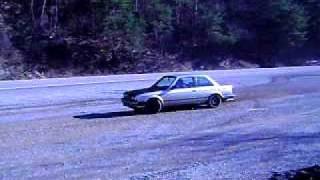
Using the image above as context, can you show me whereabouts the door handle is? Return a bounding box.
[192,90,197,92]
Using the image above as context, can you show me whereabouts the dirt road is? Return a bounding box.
[0,67,319,179]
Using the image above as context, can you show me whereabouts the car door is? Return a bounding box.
[162,77,197,106]
[193,76,216,103]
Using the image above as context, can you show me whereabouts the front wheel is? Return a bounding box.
[208,94,222,108]
[145,99,162,114]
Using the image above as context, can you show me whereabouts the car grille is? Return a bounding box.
[123,95,136,102]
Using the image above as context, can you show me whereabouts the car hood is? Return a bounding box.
[126,87,162,97]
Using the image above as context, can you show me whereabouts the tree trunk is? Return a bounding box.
[30,0,35,24]
[40,0,47,27]
[41,0,47,19]
[176,0,180,25]
[135,0,139,12]
[54,0,59,32]
[195,0,198,14]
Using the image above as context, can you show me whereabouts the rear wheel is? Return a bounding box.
[208,94,222,108]
[146,99,162,114]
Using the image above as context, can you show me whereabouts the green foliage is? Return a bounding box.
[303,0,320,43]
[267,0,309,47]
[200,2,238,46]
[2,0,320,72]
[104,0,145,51]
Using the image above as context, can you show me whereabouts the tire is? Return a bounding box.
[145,99,162,114]
[208,94,222,108]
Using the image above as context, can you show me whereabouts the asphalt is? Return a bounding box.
[0,66,319,179]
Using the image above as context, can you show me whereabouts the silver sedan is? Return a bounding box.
[122,74,235,113]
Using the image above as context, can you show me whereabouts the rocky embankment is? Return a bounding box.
[0,13,25,80]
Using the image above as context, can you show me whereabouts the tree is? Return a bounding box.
[140,0,173,54]
[235,0,309,65]
[303,0,320,45]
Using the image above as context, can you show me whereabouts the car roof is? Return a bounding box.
[164,74,211,78]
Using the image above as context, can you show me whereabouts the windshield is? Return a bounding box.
[152,76,176,90]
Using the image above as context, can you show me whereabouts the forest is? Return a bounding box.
[0,0,320,79]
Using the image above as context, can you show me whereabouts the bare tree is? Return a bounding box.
[135,0,139,12]
[176,0,181,25]
[195,0,198,14]
[40,0,48,26]
[41,0,47,18]
[30,0,35,24]
[54,0,59,32]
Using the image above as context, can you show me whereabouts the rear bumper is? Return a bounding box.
[222,94,236,101]
[121,98,146,109]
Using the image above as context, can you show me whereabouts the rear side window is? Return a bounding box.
[197,77,213,87]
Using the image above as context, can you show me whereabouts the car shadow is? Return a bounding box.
[73,106,210,120]
[73,111,137,119]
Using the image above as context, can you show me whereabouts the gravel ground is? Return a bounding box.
[0,67,319,179]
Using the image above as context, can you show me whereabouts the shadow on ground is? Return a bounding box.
[73,111,137,119]
[73,105,208,120]
[270,165,320,180]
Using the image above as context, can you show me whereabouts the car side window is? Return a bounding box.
[197,77,214,87]
[174,77,195,89]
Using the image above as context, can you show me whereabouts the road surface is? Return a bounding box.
[0,66,319,179]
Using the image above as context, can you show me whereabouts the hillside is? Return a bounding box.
[0,0,320,80]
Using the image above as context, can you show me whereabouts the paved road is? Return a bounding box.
[0,66,319,179]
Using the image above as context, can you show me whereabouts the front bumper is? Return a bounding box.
[121,98,145,109]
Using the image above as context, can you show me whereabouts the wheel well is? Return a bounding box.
[207,94,223,103]
[146,97,163,113]
[210,93,223,99]
[147,97,163,104]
